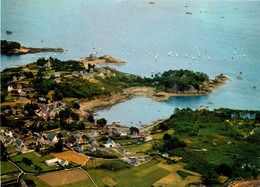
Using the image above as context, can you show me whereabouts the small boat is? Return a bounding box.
[208,100,213,104]
[198,53,200,57]
[243,54,246,58]
[252,85,256,89]
[240,72,243,74]
[175,53,178,57]
[208,57,210,60]
[237,75,243,79]
[234,51,236,55]
[189,62,192,65]
[192,56,195,60]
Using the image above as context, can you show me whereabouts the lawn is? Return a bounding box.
[10,152,56,172]
[122,142,153,154]
[5,145,16,154]
[87,159,170,187]
[1,161,19,175]
[151,129,174,139]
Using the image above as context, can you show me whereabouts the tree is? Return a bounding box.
[73,102,80,109]
[87,115,94,123]
[130,126,139,134]
[201,167,219,186]
[23,157,32,165]
[217,164,233,177]
[97,118,107,127]
[53,88,63,101]
[0,141,6,159]
[54,139,63,152]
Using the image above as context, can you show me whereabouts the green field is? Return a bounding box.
[10,152,56,172]
[1,161,19,175]
[87,159,170,187]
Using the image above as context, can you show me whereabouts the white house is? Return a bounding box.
[104,139,116,148]
[7,85,14,92]
[120,131,127,136]
[45,158,69,166]
[144,136,153,142]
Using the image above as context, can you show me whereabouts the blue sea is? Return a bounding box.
[1,0,260,126]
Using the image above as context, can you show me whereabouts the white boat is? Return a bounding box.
[175,53,178,57]
[208,100,213,104]
[208,57,210,60]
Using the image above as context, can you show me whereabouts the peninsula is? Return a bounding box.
[1,40,65,56]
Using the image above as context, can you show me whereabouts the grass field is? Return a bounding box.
[87,159,170,187]
[122,142,153,155]
[151,129,174,139]
[153,160,201,187]
[5,145,16,154]
[1,161,19,175]
[51,151,89,165]
[10,152,56,172]
[38,169,89,187]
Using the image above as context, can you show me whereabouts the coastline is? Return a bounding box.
[79,75,231,120]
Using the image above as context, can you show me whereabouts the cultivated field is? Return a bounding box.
[153,162,201,187]
[51,151,89,165]
[37,169,88,186]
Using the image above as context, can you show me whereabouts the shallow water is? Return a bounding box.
[1,0,260,125]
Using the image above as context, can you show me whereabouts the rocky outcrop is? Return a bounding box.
[10,46,65,55]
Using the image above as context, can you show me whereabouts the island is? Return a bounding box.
[1,40,65,56]
[79,54,129,66]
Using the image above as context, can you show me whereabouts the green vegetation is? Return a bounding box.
[1,40,21,55]
[10,152,56,172]
[1,161,19,175]
[87,159,170,187]
[177,170,192,179]
[153,69,209,91]
[152,108,260,185]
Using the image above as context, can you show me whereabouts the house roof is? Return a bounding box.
[88,146,95,151]
[47,134,56,141]
[130,158,139,165]
[37,136,43,140]
[42,106,47,111]
[62,131,68,137]
[16,139,22,147]
[106,139,113,144]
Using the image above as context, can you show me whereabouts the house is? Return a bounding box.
[138,132,145,137]
[130,157,140,166]
[120,131,127,136]
[45,158,68,166]
[36,136,45,144]
[47,134,58,143]
[16,139,27,152]
[39,97,47,102]
[88,130,98,137]
[54,72,60,77]
[4,137,15,146]
[104,138,116,148]
[162,153,169,158]
[19,91,27,96]
[87,146,96,152]
[5,129,13,137]
[59,159,69,166]
[89,138,98,145]
[54,78,61,83]
[130,132,138,138]
[120,148,126,154]
[17,84,22,89]
[144,136,153,142]
[66,143,73,148]
[17,88,22,93]
[7,85,14,92]
[74,144,84,152]
[62,131,68,137]
[74,134,83,144]
[45,158,60,166]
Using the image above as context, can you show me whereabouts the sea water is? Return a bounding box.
[1,0,260,126]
